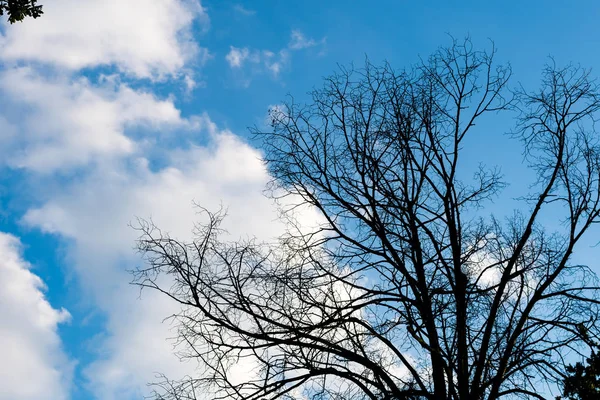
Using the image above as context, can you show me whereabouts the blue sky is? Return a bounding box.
[1,1,600,399]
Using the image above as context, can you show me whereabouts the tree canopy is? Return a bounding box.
[558,330,600,400]
[560,348,600,399]
[133,39,600,400]
[0,0,42,24]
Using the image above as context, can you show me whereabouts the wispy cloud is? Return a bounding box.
[225,29,323,86]
[225,46,251,68]
[225,46,288,80]
[289,29,320,49]
[233,4,256,16]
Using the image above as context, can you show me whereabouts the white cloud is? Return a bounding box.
[0,232,72,400]
[225,46,251,68]
[0,0,208,79]
[0,67,186,172]
[225,47,288,84]
[23,115,322,398]
[81,287,199,400]
[225,30,323,85]
[263,49,288,76]
[183,74,197,92]
[0,2,326,398]
[289,30,319,50]
[233,4,256,16]
[23,117,299,265]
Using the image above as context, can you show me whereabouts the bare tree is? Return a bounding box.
[133,39,600,400]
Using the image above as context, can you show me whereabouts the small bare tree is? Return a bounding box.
[133,39,600,400]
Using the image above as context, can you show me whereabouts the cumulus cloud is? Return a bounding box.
[81,287,200,400]
[0,1,330,398]
[0,68,186,172]
[23,115,322,398]
[0,232,72,400]
[0,0,208,79]
[0,2,217,395]
[0,0,207,173]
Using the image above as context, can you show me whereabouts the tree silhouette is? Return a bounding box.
[558,330,600,400]
[0,0,42,23]
[133,39,600,400]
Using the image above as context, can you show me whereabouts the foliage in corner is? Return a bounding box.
[0,0,43,24]
[559,332,600,400]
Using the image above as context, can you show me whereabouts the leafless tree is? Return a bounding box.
[133,39,600,400]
